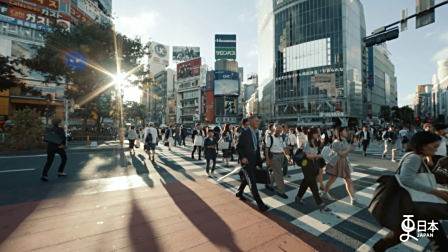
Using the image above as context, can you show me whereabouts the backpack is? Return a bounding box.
[145,131,153,144]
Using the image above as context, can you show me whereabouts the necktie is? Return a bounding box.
[251,130,257,151]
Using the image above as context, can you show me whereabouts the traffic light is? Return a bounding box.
[364,27,400,47]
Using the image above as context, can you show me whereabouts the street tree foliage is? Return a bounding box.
[124,101,146,126]
[25,23,147,131]
[0,56,24,92]
[380,105,415,126]
[6,108,44,150]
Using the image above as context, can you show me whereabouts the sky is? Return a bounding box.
[114,0,448,106]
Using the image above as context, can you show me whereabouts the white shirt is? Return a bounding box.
[435,136,447,156]
[265,134,286,153]
[288,133,296,147]
[144,127,158,143]
[296,132,308,149]
[362,130,369,140]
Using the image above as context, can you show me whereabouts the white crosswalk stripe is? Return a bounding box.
[154,145,433,252]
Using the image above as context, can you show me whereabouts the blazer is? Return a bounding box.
[237,128,262,168]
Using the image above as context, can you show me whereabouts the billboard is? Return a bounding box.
[0,3,52,31]
[215,34,236,60]
[311,73,337,97]
[284,38,331,72]
[177,58,201,80]
[172,46,200,62]
[214,71,239,96]
[148,41,169,66]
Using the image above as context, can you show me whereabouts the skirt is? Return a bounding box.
[326,158,351,179]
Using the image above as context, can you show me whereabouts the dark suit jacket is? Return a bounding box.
[46,126,66,151]
[237,128,262,168]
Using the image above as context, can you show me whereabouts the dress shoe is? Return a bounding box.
[235,192,247,201]
[40,176,49,181]
[265,185,274,191]
[258,204,270,212]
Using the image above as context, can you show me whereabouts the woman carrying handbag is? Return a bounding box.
[372,131,448,252]
[191,124,204,160]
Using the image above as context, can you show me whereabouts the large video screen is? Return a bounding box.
[177,58,201,80]
[214,71,239,96]
[173,46,200,62]
[284,38,331,72]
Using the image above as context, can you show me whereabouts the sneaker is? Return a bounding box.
[321,192,335,201]
[391,159,397,163]
[381,154,385,159]
[350,197,358,206]
[58,172,67,177]
[40,176,49,181]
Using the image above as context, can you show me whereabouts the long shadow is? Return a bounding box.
[129,153,153,188]
[161,180,242,251]
[156,153,196,182]
[128,198,161,252]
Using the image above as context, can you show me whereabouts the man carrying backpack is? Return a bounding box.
[144,123,158,161]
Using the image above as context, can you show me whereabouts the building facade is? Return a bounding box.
[414,84,433,122]
[176,58,207,126]
[432,59,448,123]
[367,45,398,118]
[0,0,112,123]
[260,0,367,126]
[147,69,175,125]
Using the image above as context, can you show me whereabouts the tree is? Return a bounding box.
[0,56,24,92]
[124,101,146,126]
[6,108,44,150]
[25,23,146,132]
[398,106,415,126]
[379,105,391,123]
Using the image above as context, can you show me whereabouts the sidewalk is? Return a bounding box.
[0,178,331,252]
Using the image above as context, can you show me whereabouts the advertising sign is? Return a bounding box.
[311,73,337,97]
[215,34,236,60]
[148,41,169,66]
[0,4,52,31]
[214,71,240,96]
[77,0,102,21]
[70,5,91,23]
[177,58,201,80]
[172,46,200,62]
[205,90,215,123]
[28,0,59,10]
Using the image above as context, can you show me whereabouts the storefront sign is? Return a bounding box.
[275,67,344,81]
[215,117,238,124]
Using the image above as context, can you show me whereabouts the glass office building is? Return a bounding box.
[271,0,366,125]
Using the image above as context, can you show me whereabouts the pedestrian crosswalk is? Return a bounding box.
[354,142,406,161]
[153,144,434,252]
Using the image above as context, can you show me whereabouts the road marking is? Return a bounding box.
[0,154,47,159]
[0,168,36,173]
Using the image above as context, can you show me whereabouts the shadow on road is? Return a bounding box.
[128,198,161,252]
[161,179,242,251]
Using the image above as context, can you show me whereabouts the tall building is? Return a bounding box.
[414,84,433,121]
[367,45,398,118]
[0,0,112,123]
[432,59,448,123]
[176,58,207,126]
[257,0,275,121]
[259,0,367,126]
[148,69,175,125]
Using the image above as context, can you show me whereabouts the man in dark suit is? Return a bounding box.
[361,126,371,156]
[236,115,269,212]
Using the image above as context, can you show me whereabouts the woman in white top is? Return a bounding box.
[127,126,138,154]
[373,131,448,251]
[295,127,308,150]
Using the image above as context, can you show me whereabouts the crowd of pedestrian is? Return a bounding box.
[37,115,448,251]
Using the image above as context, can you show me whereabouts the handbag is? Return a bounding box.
[194,135,204,146]
[292,149,306,165]
[44,127,63,145]
[368,152,414,231]
[218,138,230,150]
[320,145,335,163]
